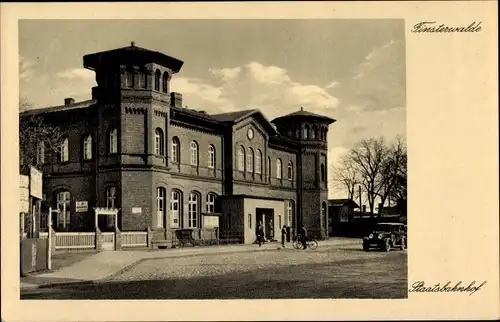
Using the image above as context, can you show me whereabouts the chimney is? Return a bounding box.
[170,92,183,108]
[64,98,75,105]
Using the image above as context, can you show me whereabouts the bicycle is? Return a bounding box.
[293,235,318,250]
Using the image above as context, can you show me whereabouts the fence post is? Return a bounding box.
[47,221,52,270]
[95,227,102,251]
[115,227,122,250]
[147,227,152,249]
[49,226,56,255]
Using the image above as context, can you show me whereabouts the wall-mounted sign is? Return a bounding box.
[20,175,30,213]
[132,207,142,214]
[29,167,43,199]
[20,175,29,188]
[76,201,88,213]
[203,215,219,228]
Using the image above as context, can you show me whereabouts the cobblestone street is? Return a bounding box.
[22,243,407,299]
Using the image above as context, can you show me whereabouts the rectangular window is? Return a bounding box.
[156,188,165,228]
[170,191,180,228]
[106,187,116,208]
[56,191,70,229]
[188,193,198,228]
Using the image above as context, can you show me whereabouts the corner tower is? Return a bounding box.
[83,43,184,230]
[272,107,336,239]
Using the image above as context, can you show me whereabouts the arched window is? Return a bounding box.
[126,70,134,88]
[295,128,300,139]
[320,164,326,182]
[58,138,69,163]
[56,190,71,229]
[206,193,217,213]
[322,202,328,233]
[276,158,282,179]
[287,161,293,181]
[170,190,182,228]
[287,200,295,227]
[267,157,272,181]
[171,137,180,163]
[188,192,200,228]
[238,146,245,171]
[83,135,92,160]
[247,148,254,173]
[255,149,262,174]
[162,72,169,93]
[303,125,309,140]
[109,128,118,154]
[311,126,318,140]
[37,141,45,165]
[155,128,164,156]
[156,187,166,228]
[190,141,199,166]
[154,69,161,91]
[139,70,147,89]
[208,145,215,169]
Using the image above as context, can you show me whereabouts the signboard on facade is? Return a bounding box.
[203,215,219,228]
[132,207,142,214]
[20,175,30,213]
[76,201,88,213]
[29,167,43,199]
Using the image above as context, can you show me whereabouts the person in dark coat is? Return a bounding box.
[299,226,308,249]
[281,225,287,248]
[256,221,264,247]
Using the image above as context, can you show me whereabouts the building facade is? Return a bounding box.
[20,43,336,243]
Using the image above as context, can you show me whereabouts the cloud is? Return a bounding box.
[172,62,340,119]
[56,68,95,81]
[328,40,406,112]
[19,56,35,82]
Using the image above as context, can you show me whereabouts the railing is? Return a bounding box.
[122,231,148,247]
[55,232,95,250]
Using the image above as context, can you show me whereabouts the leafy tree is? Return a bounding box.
[19,98,63,174]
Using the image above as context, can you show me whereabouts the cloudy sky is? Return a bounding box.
[19,19,406,198]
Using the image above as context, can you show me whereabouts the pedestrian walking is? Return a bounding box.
[256,221,264,247]
[281,225,287,248]
[299,225,308,249]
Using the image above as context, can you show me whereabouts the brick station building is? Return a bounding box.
[20,43,336,244]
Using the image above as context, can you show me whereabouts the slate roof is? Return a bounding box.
[210,109,258,123]
[20,99,97,117]
[328,199,360,208]
[273,108,336,124]
[83,43,184,73]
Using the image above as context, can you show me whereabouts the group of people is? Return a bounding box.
[255,221,308,249]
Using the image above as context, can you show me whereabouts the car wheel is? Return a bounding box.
[383,239,391,252]
[400,237,406,250]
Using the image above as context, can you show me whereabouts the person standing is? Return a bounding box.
[299,225,308,249]
[256,221,264,247]
[281,225,287,248]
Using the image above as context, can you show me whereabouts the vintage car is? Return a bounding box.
[362,222,407,252]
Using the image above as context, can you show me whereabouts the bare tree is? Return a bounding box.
[332,155,360,201]
[376,136,407,215]
[348,137,387,216]
[19,98,63,174]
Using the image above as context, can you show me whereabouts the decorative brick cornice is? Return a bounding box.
[125,106,147,115]
[154,110,167,118]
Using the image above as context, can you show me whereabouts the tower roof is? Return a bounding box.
[83,42,184,73]
[272,107,336,124]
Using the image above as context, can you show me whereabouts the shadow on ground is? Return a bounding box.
[21,253,407,300]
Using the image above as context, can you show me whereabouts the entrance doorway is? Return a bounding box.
[256,208,275,241]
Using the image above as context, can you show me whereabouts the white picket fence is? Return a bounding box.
[36,230,148,250]
[122,231,148,247]
[55,232,95,250]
